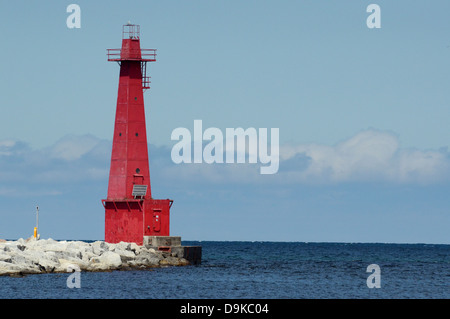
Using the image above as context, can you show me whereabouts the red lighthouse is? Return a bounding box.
[102,24,171,245]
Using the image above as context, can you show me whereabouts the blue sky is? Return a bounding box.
[0,1,449,243]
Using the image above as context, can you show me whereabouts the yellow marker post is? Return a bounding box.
[34,206,39,240]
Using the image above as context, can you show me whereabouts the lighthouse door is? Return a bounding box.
[144,206,162,235]
[153,209,161,233]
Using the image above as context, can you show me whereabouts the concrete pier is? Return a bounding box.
[143,236,202,265]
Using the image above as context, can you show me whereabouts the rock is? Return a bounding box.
[36,254,60,273]
[9,249,60,273]
[0,253,12,263]
[102,251,122,268]
[55,258,88,273]
[115,241,131,252]
[129,242,141,255]
[0,238,191,276]
[89,251,122,271]
[2,242,25,253]
[58,248,83,260]
[10,252,37,269]
[81,250,96,263]
[160,256,190,266]
[92,241,109,255]
[140,254,161,266]
[67,240,90,249]
[114,248,136,263]
[44,241,69,253]
[0,261,22,276]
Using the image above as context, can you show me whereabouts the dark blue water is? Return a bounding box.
[1,241,448,299]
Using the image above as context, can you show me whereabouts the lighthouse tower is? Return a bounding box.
[102,24,171,245]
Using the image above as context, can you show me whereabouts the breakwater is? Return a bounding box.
[0,238,190,276]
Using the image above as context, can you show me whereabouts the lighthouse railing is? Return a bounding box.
[107,49,156,61]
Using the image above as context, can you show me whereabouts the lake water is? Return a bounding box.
[1,241,448,299]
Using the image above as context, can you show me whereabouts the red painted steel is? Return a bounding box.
[103,25,171,245]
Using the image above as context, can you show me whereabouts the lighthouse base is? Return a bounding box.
[144,236,202,265]
[143,236,181,247]
[103,198,171,246]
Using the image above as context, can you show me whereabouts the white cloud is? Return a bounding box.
[0,140,25,156]
[0,130,448,195]
[164,128,450,185]
[0,140,16,148]
[280,129,450,184]
[0,135,110,189]
[48,134,101,161]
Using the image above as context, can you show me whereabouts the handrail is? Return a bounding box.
[107,48,156,61]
